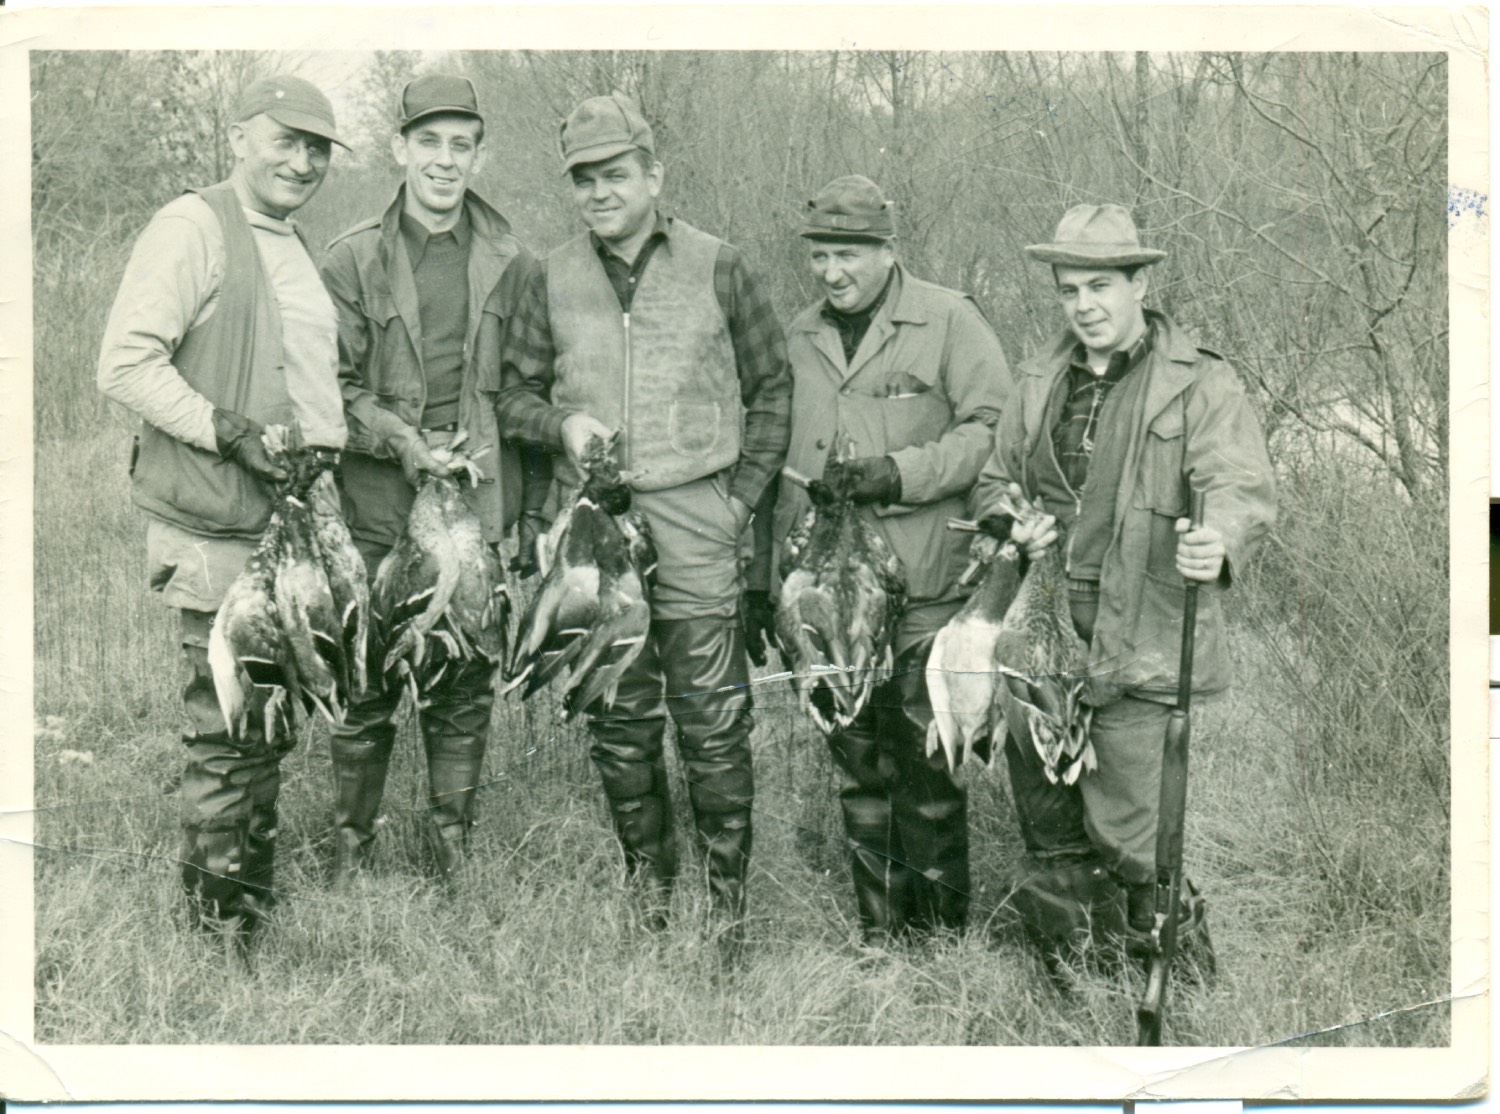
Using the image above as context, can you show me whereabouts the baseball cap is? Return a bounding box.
[559,94,655,172]
[233,74,348,150]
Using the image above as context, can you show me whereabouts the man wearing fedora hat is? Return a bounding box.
[98,73,349,936]
[320,73,543,887]
[970,203,1275,962]
[495,93,791,957]
[766,174,1011,943]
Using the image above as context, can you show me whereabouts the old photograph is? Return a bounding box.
[2,3,1488,1102]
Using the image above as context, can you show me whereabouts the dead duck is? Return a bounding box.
[208,509,304,748]
[985,488,1095,786]
[774,449,907,734]
[274,491,346,724]
[502,431,654,719]
[371,433,509,707]
[308,468,369,699]
[924,528,1023,772]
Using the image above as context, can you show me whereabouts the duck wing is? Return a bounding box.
[209,521,303,747]
[274,496,345,724]
[309,469,370,699]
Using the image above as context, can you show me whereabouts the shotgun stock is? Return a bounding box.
[1136,487,1207,1046]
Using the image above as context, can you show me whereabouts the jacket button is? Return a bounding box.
[815,438,827,450]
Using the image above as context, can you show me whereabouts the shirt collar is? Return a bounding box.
[400,205,472,267]
[1069,319,1155,380]
[591,209,670,264]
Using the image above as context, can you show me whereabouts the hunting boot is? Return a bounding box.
[588,637,679,928]
[177,609,278,939]
[328,719,397,889]
[1123,878,1218,980]
[829,706,913,942]
[658,618,755,963]
[1013,856,1127,978]
[887,641,970,937]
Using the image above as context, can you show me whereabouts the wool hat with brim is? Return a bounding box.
[801,174,896,241]
[234,74,349,150]
[1025,203,1166,267]
[559,94,655,171]
[399,74,483,131]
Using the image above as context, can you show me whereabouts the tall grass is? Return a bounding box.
[34,429,1449,1047]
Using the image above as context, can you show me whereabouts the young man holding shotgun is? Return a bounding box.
[969,203,1276,966]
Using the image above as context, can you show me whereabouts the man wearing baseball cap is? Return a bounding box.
[320,73,544,889]
[495,93,791,964]
[970,203,1275,968]
[767,174,1011,944]
[97,73,348,939]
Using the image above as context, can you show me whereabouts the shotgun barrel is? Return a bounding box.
[1136,487,1207,1046]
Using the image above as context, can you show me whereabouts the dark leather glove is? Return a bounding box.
[809,455,902,507]
[511,512,546,578]
[212,408,287,485]
[742,589,779,668]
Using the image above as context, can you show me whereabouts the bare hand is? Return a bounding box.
[1175,519,1225,582]
[400,437,455,486]
[1005,485,1057,561]
[561,412,614,467]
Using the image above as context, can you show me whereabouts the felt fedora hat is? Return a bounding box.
[1025,203,1166,267]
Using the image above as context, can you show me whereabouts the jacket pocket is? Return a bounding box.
[1135,406,1187,516]
[669,400,722,457]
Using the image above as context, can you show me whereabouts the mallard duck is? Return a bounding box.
[308,468,369,699]
[986,490,1095,786]
[774,450,907,734]
[370,434,508,708]
[502,431,654,719]
[924,529,1023,772]
[208,509,304,748]
[274,492,346,724]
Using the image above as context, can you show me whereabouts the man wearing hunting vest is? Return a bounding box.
[970,204,1276,966]
[97,74,349,937]
[769,175,1012,943]
[495,93,791,961]
[320,74,542,888]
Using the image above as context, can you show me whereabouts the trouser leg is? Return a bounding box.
[177,608,285,928]
[587,636,678,904]
[328,688,399,886]
[420,659,496,880]
[656,618,754,926]
[884,640,969,935]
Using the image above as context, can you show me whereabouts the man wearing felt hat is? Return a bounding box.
[495,93,791,962]
[763,174,1012,943]
[970,203,1276,965]
[320,73,544,888]
[97,73,349,937]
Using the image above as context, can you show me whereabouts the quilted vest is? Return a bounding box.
[131,183,292,538]
[548,221,741,491]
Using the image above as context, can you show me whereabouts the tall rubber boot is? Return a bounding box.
[421,662,494,883]
[828,712,913,942]
[657,618,754,948]
[886,641,970,936]
[177,609,280,937]
[328,722,396,888]
[588,635,678,923]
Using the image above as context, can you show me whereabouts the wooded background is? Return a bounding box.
[32,50,1451,1048]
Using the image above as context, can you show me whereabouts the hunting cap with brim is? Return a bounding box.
[399,74,483,131]
[560,94,655,172]
[1024,203,1166,267]
[801,174,896,241]
[233,74,348,150]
